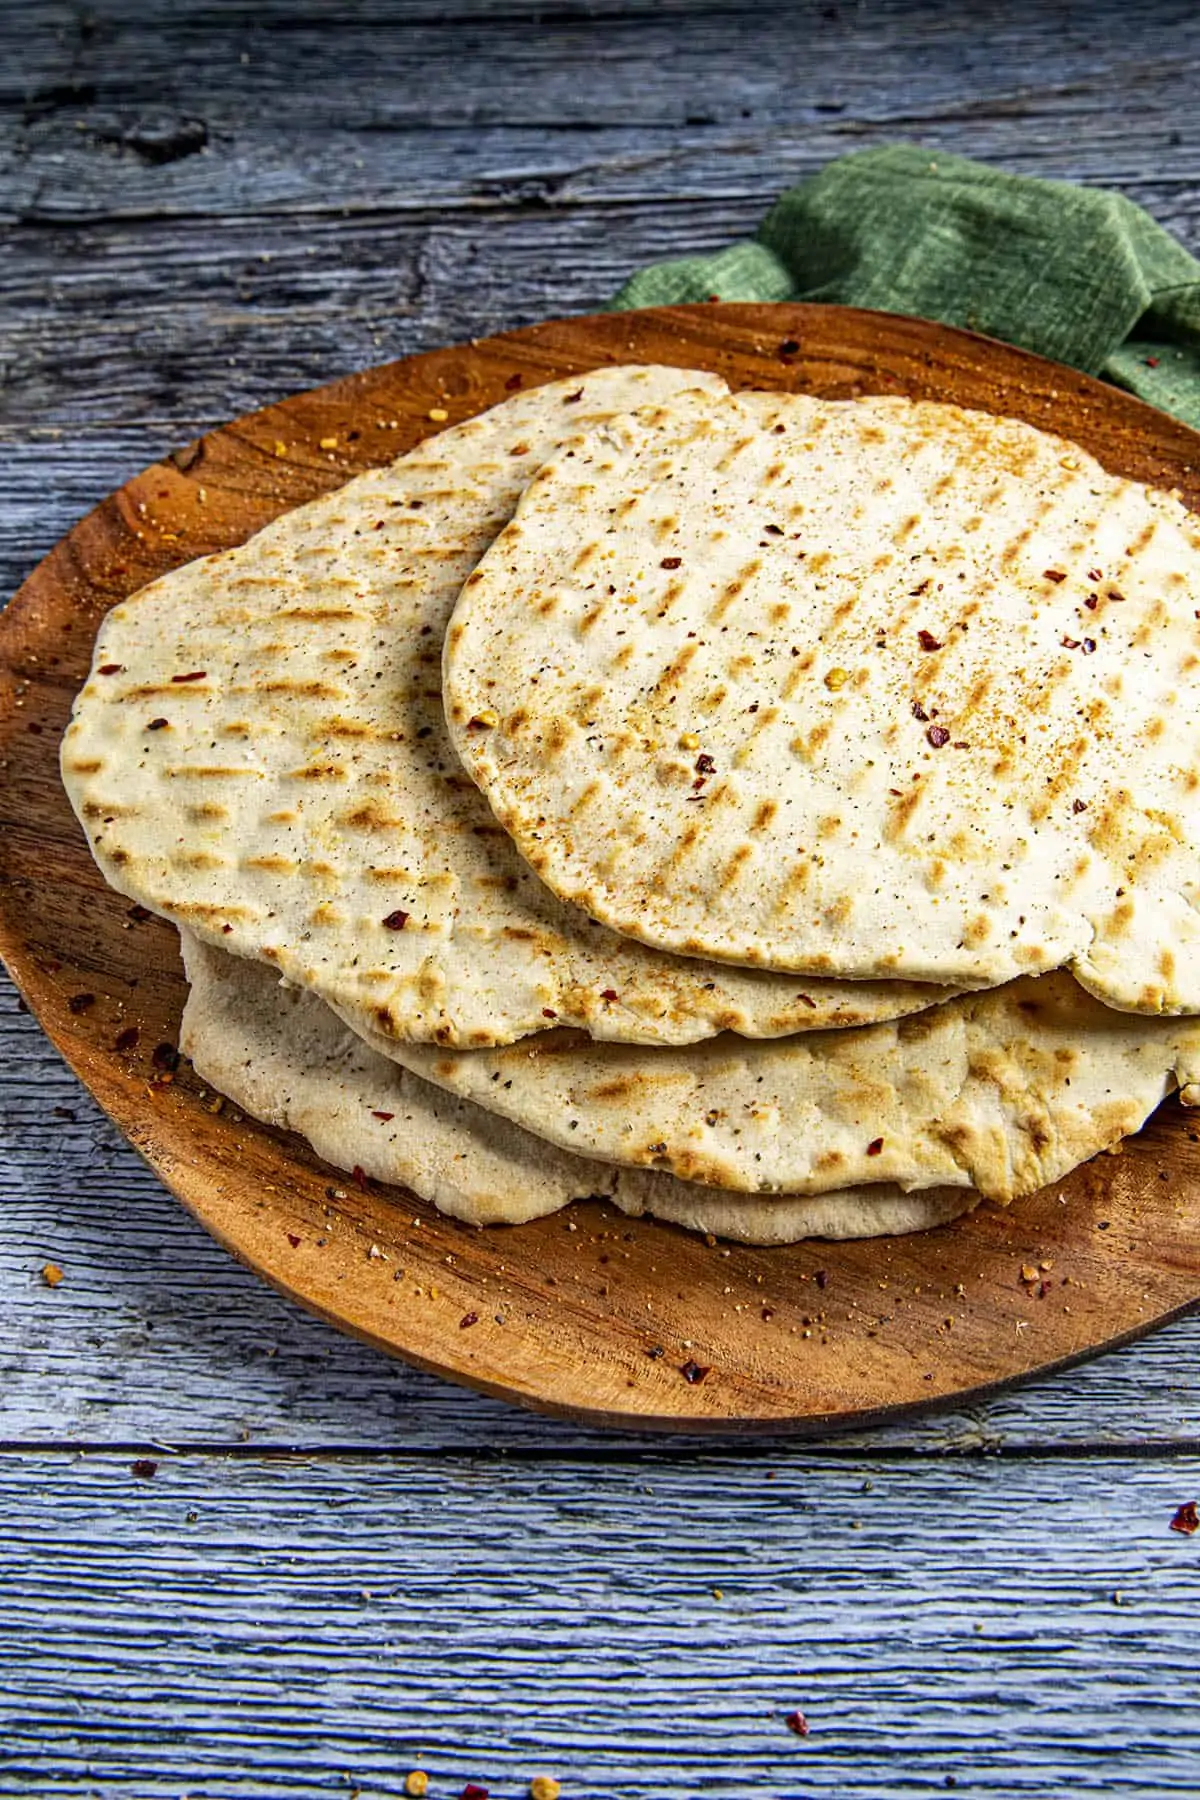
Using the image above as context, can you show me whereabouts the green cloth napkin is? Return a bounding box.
[612,146,1200,429]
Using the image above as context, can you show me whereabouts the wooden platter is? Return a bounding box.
[4,301,1200,1434]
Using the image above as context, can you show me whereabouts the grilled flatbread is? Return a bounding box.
[179,933,975,1243]
[63,370,947,1048]
[446,389,1200,1013]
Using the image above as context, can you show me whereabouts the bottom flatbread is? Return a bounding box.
[178,932,976,1244]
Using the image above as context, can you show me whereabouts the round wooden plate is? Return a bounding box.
[4,302,1200,1434]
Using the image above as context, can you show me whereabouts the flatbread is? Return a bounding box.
[368,972,1200,1202]
[62,369,947,1049]
[179,933,975,1244]
[445,389,1200,1013]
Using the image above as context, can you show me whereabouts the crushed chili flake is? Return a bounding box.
[543,1007,558,1019]
[461,1786,489,1800]
[917,629,943,652]
[171,670,207,683]
[114,1025,140,1052]
[866,1137,884,1156]
[1087,568,1103,582]
[927,724,950,748]
[381,909,410,931]
[1073,798,1088,814]
[661,556,682,569]
[1171,1501,1199,1534]
[1108,587,1126,602]
[152,1042,180,1073]
[41,1262,64,1288]
[1084,595,1098,610]
[146,717,169,731]
[459,1310,479,1329]
[504,372,523,391]
[1081,638,1096,654]
[287,1233,301,1248]
[681,1359,711,1384]
[1061,635,1080,650]
[130,1458,158,1479]
[563,388,585,403]
[909,578,931,597]
[127,904,151,923]
[785,1709,810,1737]
[600,988,618,1001]
[815,1269,828,1290]
[68,992,96,1014]
[695,753,716,775]
[372,1110,395,1122]
[1145,356,1160,368]
[1043,569,1067,583]
[98,663,124,676]
[912,701,929,722]
[352,1164,370,1190]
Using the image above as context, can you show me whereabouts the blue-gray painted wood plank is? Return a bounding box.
[3,1452,1200,1798]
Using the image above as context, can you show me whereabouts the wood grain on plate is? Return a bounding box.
[4,301,1200,1433]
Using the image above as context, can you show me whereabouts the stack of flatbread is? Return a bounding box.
[61,365,1200,1243]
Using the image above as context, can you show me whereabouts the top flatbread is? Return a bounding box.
[445,389,1200,1013]
[61,369,948,1048]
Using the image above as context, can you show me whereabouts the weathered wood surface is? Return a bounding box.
[5,0,1200,1790]
[4,1452,1200,1799]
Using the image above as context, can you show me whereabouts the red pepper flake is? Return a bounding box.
[1084,595,1098,610]
[1043,569,1067,583]
[815,1269,829,1290]
[130,1458,158,1479]
[917,629,943,652]
[912,701,929,722]
[661,556,682,569]
[127,904,151,923]
[352,1164,370,1190]
[67,992,96,1015]
[459,1311,479,1329]
[504,371,523,390]
[1145,356,1160,368]
[1081,638,1096,654]
[1073,798,1088,814]
[381,909,409,931]
[287,1233,301,1248]
[764,523,784,536]
[909,578,931,597]
[171,670,207,683]
[1108,588,1126,602]
[866,1137,884,1156]
[1087,569,1103,582]
[927,725,950,749]
[152,1041,180,1073]
[543,1007,558,1019]
[114,1025,140,1052]
[777,338,800,358]
[695,753,716,775]
[600,988,618,1002]
[681,1360,711,1384]
[563,388,585,403]
[26,721,43,734]
[461,1787,489,1800]
[508,442,530,456]
[372,1110,395,1122]
[1170,1500,1199,1535]
[146,717,169,731]
[1060,636,1080,650]
[98,663,124,676]
[785,1709,810,1737]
